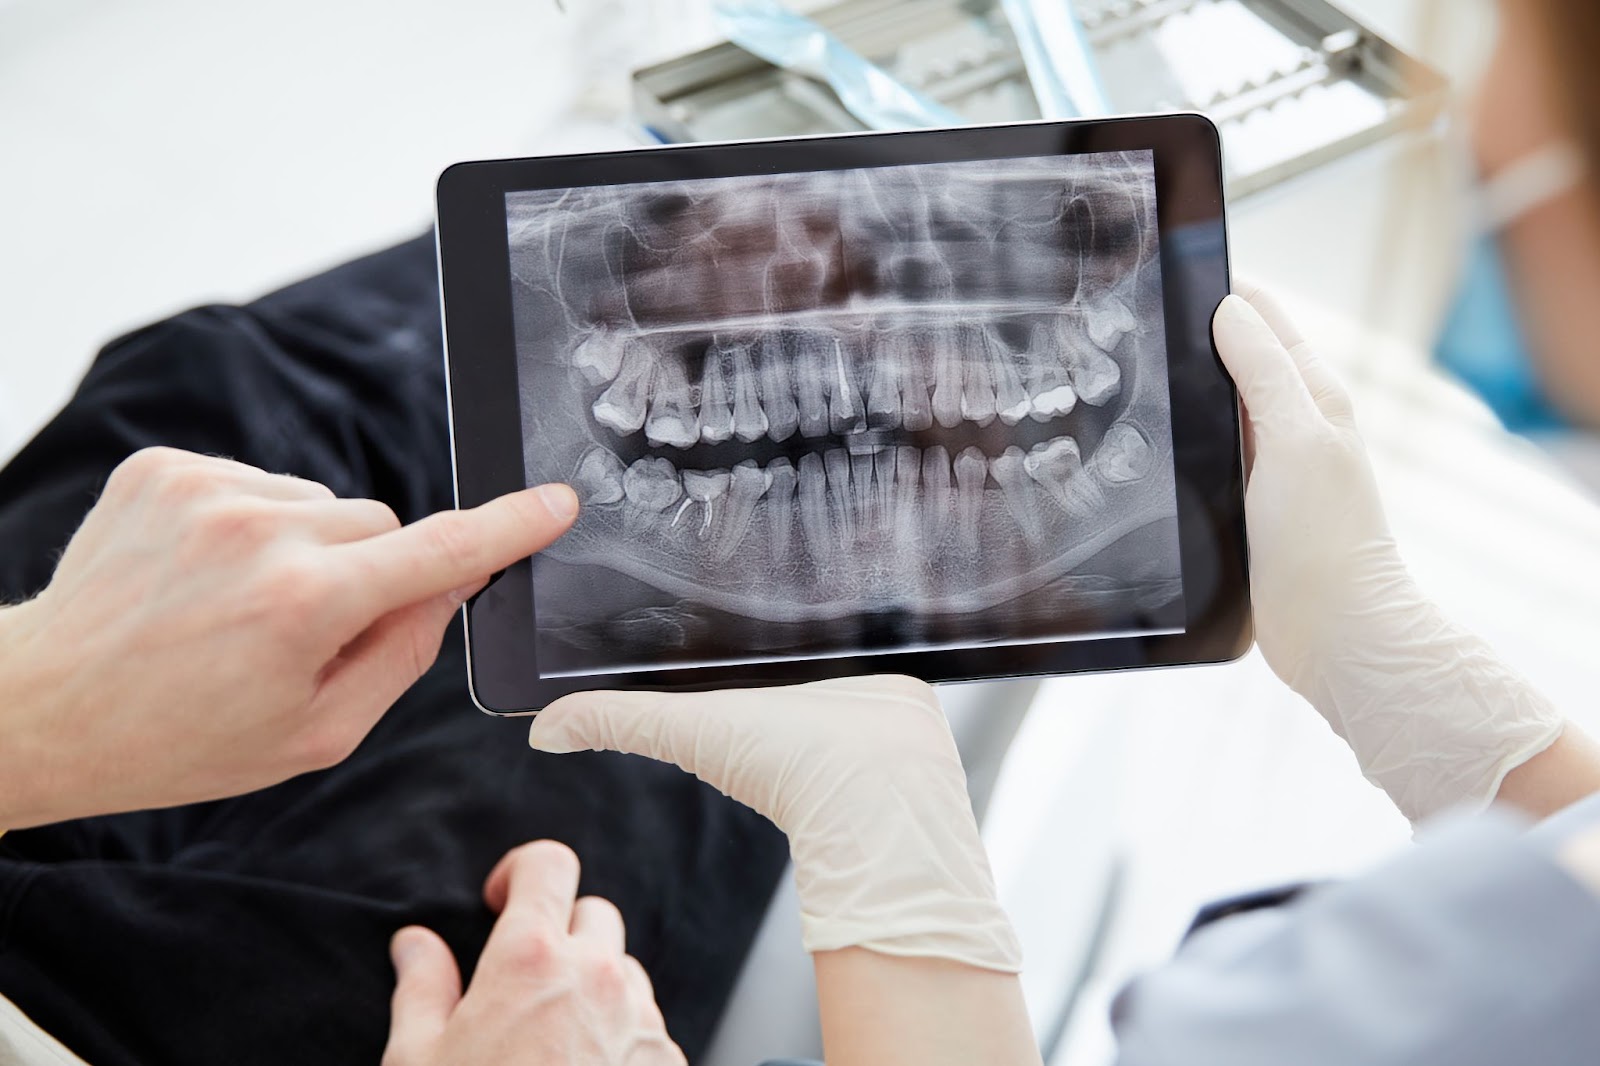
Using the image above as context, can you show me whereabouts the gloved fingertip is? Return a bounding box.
[1213,293,1260,330]
[528,708,583,753]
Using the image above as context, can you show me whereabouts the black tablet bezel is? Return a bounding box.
[437,114,1248,714]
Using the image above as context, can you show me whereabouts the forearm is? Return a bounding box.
[0,600,60,830]
[813,949,1042,1066]
[1497,723,1600,818]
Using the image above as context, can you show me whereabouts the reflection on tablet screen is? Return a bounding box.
[504,149,1185,676]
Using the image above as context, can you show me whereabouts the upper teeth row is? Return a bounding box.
[574,305,1133,448]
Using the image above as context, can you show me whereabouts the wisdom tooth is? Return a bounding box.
[794,331,832,438]
[798,452,831,562]
[824,448,854,546]
[621,457,681,534]
[1024,436,1104,516]
[570,446,626,506]
[765,457,797,560]
[681,469,730,539]
[829,339,866,435]
[931,330,965,429]
[712,460,770,562]
[1093,422,1155,483]
[757,333,801,443]
[953,447,988,555]
[573,330,625,385]
[645,360,699,449]
[990,446,1044,543]
[728,342,769,443]
[921,445,953,545]
[592,340,655,435]
[961,340,998,427]
[1087,296,1137,351]
[698,344,734,444]
[1064,344,1121,407]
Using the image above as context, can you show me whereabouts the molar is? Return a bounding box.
[990,446,1044,543]
[644,359,700,449]
[1023,436,1104,516]
[1092,422,1155,483]
[570,446,626,506]
[711,460,771,563]
[1022,322,1077,421]
[680,469,731,539]
[698,344,735,444]
[990,339,1032,426]
[1086,296,1138,351]
[621,457,681,534]
[573,330,626,386]
[592,340,655,435]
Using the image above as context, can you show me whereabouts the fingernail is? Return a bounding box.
[535,483,579,521]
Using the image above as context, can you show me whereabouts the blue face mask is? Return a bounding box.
[1433,142,1586,434]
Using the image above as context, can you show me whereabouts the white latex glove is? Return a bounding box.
[1214,287,1563,823]
[528,675,1022,973]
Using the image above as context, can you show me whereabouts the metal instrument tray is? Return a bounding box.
[633,0,1445,196]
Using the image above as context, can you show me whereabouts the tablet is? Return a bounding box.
[437,115,1248,714]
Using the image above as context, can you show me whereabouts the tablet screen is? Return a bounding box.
[504,149,1184,677]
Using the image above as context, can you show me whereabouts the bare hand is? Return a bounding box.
[382,841,683,1066]
[0,446,576,827]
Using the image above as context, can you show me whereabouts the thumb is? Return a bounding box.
[385,927,462,1063]
[1212,294,1320,437]
[529,690,680,758]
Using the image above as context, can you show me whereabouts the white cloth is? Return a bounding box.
[0,993,89,1066]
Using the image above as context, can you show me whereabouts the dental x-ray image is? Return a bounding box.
[506,149,1185,676]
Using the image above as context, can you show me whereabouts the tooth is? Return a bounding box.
[711,460,770,562]
[960,336,998,427]
[794,331,832,438]
[989,446,1044,543]
[592,340,655,435]
[621,457,681,534]
[1023,322,1077,421]
[931,330,964,429]
[892,446,921,542]
[953,447,988,555]
[873,446,895,522]
[698,345,735,444]
[798,452,832,561]
[765,457,797,560]
[570,446,626,506]
[757,333,801,443]
[1086,297,1137,351]
[1059,312,1123,407]
[989,336,1032,426]
[645,360,699,449]
[899,342,935,432]
[728,342,769,443]
[920,445,953,545]
[850,449,875,528]
[573,330,626,386]
[1024,436,1104,516]
[865,340,901,430]
[824,448,854,546]
[1093,422,1155,483]
[828,338,866,435]
[681,469,730,540]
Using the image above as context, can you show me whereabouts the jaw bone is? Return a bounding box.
[757,332,801,442]
[989,446,1044,544]
[765,457,797,560]
[953,446,988,555]
[571,446,626,506]
[644,358,699,449]
[1023,436,1104,517]
[1092,422,1155,483]
[711,460,772,562]
[592,339,656,435]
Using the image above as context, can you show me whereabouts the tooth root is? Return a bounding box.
[1023,322,1077,422]
[1093,422,1155,484]
[698,345,735,444]
[824,448,854,546]
[920,445,953,545]
[953,447,988,555]
[989,335,1032,426]
[892,446,920,542]
[798,452,832,562]
[1087,297,1138,351]
[645,360,700,449]
[621,457,681,534]
[765,457,797,561]
[1024,436,1104,517]
[758,333,801,443]
[573,330,626,386]
[682,469,731,540]
[873,447,894,523]
[592,340,655,435]
[728,343,769,443]
[570,446,626,506]
[990,446,1044,543]
[828,339,865,435]
[850,449,875,528]
[794,331,832,439]
[960,336,998,427]
[931,332,964,429]
[711,460,770,563]
[865,341,901,431]
[899,345,935,432]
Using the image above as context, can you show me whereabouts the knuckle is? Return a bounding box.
[253,556,336,630]
[517,838,580,881]
[501,927,560,977]
[581,951,628,1002]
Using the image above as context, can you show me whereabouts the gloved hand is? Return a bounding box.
[528,675,1022,973]
[1214,286,1564,823]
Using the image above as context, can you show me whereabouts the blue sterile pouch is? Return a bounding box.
[999,0,1108,119]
